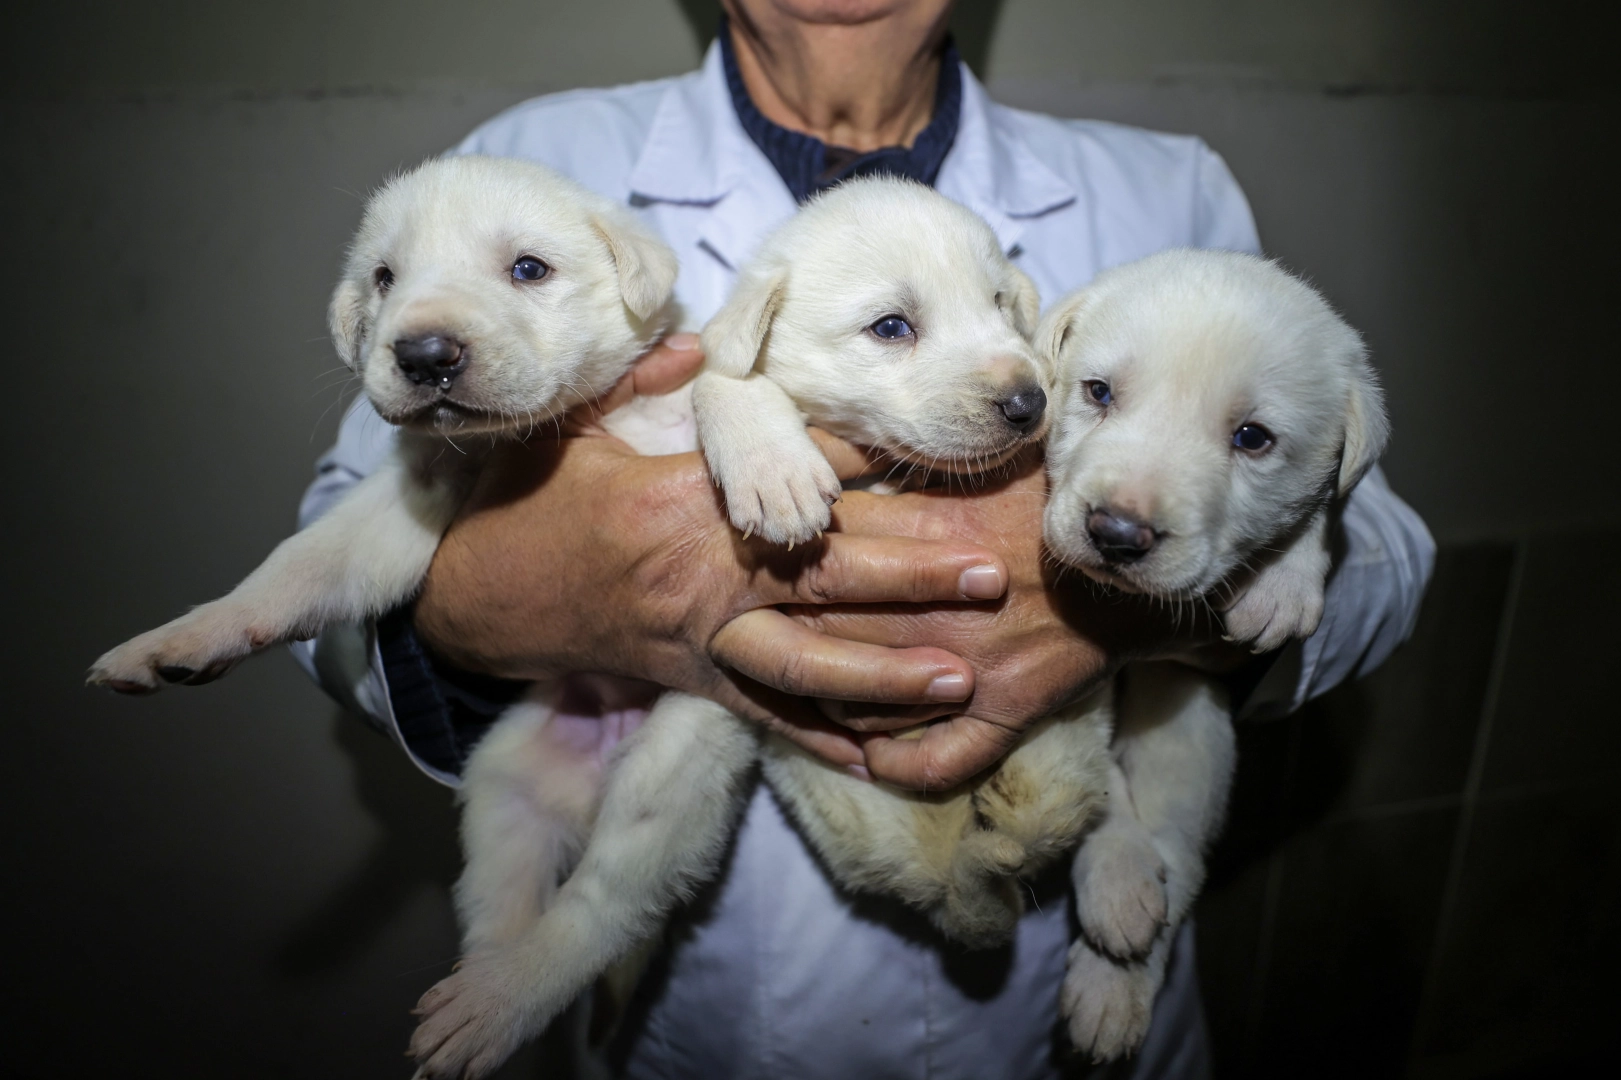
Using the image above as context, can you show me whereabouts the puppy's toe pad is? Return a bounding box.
[1061,941,1158,1062]
[410,960,531,1080]
[1075,840,1167,960]
[1224,578,1324,650]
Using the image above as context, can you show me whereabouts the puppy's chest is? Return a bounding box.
[600,384,699,456]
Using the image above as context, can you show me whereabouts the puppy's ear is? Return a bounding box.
[1033,287,1092,373]
[1004,266,1042,340]
[1338,360,1391,495]
[591,207,679,323]
[700,267,787,378]
[327,276,367,370]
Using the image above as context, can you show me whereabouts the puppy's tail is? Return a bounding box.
[933,830,1027,950]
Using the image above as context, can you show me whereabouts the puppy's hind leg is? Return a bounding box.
[1113,662,1236,927]
[410,693,757,1080]
[1062,923,1172,1063]
[453,689,600,954]
[1063,662,1236,1061]
[1071,760,1169,962]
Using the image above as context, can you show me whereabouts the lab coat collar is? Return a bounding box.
[628,42,1077,262]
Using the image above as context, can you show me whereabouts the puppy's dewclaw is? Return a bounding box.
[88,155,676,695]
[694,176,1047,547]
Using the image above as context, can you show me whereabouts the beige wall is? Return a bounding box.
[3,3,1615,1075]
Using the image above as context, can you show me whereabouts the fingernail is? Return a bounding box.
[958,564,1004,599]
[926,673,968,702]
[846,764,873,782]
[664,332,700,350]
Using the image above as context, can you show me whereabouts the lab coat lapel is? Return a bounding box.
[628,43,796,273]
[936,66,1077,256]
[628,48,1076,271]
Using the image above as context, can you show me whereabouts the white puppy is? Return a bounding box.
[87,154,677,697]
[693,177,1053,545]
[695,179,1111,948]
[1037,248,1389,1057]
[407,178,1117,1078]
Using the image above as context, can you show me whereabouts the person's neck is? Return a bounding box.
[724,6,948,152]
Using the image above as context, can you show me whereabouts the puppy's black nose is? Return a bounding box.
[394,334,467,387]
[1087,509,1157,562]
[996,386,1047,434]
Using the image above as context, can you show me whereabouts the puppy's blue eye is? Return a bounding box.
[374,266,394,292]
[870,316,913,340]
[1085,380,1112,406]
[512,256,549,281]
[1233,423,1273,452]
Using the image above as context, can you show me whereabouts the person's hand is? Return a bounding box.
[716,447,1233,790]
[412,334,1011,770]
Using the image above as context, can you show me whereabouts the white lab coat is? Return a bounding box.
[296,42,1435,1080]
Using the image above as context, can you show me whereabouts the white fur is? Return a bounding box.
[1038,249,1388,1058]
[693,177,1045,544]
[414,178,1111,1078]
[1039,249,1387,646]
[87,155,675,693]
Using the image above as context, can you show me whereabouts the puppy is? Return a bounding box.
[692,176,1052,546]
[694,178,1110,947]
[407,178,1115,1078]
[87,154,677,700]
[1038,248,1389,1057]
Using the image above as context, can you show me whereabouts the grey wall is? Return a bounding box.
[3,2,1616,1077]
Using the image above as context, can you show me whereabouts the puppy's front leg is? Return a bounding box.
[410,692,757,1080]
[1222,507,1331,652]
[453,690,603,954]
[692,371,841,546]
[89,436,472,692]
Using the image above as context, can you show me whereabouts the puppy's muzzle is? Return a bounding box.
[394,333,468,389]
[1087,508,1157,563]
[995,385,1047,435]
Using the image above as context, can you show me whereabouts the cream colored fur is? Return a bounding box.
[1038,249,1388,1059]
[411,179,1114,1078]
[690,179,1110,949]
[88,155,676,694]
[693,177,1047,545]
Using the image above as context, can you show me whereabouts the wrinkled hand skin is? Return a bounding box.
[412,428,1002,774]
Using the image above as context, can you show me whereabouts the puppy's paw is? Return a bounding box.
[410,956,541,1080]
[1223,563,1326,653]
[86,604,264,693]
[1061,939,1158,1063]
[715,449,841,547]
[1073,834,1167,961]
